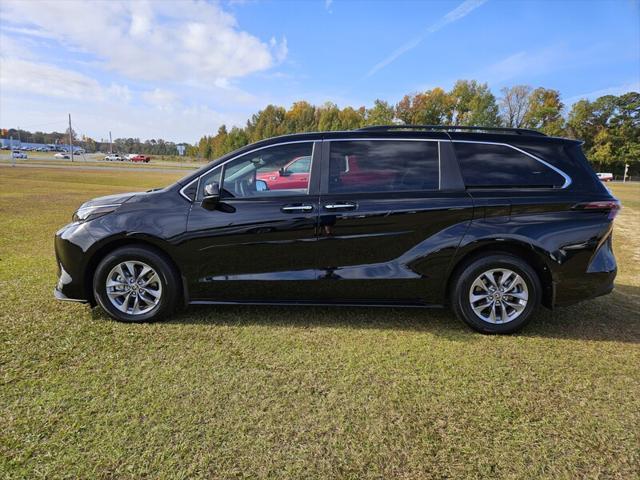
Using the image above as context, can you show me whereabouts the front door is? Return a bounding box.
[183,141,321,302]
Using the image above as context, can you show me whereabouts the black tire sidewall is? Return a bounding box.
[452,254,541,334]
[93,246,178,323]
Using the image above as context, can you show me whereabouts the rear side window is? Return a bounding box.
[454,142,565,188]
[328,140,439,193]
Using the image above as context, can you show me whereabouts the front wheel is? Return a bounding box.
[93,246,180,322]
[451,253,541,334]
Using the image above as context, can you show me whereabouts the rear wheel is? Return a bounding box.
[451,253,541,334]
[93,246,180,322]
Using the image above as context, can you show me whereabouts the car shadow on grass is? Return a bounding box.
[156,283,640,344]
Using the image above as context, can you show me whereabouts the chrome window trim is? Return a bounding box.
[180,140,317,202]
[180,136,573,200]
[451,140,572,189]
[179,177,199,201]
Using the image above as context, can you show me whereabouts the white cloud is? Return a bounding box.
[0,0,287,83]
[477,49,567,84]
[565,81,640,105]
[0,57,131,102]
[325,0,334,13]
[141,88,178,110]
[366,0,487,77]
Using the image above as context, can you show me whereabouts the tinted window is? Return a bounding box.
[328,140,439,193]
[454,142,565,188]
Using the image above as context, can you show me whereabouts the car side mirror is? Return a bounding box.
[202,183,220,209]
[279,167,290,177]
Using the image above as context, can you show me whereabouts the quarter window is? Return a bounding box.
[328,140,439,193]
[454,143,565,188]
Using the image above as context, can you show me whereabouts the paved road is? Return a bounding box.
[0,162,195,174]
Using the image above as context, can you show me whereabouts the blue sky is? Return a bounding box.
[0,0,638,143]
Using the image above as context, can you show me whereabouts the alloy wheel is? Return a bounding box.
[105,261,162,315]
[468,268,528,324]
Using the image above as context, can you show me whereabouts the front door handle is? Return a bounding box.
[281,204,314,213]
[324,202,357,211]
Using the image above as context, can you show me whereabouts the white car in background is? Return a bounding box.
[597,172,613,182]
[54,152,70,159]
[11,150,28,159]
[104,154,124,161]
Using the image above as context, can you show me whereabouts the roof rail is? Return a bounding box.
[356,125,546,136]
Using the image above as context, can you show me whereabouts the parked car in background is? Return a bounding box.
[130,154,151,163]
[54,152,70,159]
[11,150,27,159]
[597,172,613,182]
[54,125,620,334]
[104,154,124,161]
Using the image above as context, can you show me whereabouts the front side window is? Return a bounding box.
[328,140,439,193]
[198,142,314,199]
[454,142,566,188]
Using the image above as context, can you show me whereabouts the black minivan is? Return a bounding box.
[54,126,620,333]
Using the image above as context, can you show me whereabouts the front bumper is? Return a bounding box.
[54,287,87,303]
[54,221,96,304]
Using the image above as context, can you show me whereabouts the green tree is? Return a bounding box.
[338,106,365,130]
[317,102,342,131]
[523,88,565,135]
[223,127,249,153]
[450,80,500,126]
[246,105,286,142]
[364,99,395,125]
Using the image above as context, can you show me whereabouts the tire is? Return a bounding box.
[93,246,180,323]
[451,253,541,334]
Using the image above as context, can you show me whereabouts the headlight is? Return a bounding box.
[72,204,121,222]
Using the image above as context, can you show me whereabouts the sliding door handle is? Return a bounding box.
[324,203,356,211]
[281,204,314,213]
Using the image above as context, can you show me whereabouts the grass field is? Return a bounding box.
[1,168,638,479]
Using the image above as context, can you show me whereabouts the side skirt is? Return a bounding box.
[188,299,445,308]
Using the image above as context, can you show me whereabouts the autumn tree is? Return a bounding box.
[284,101,317,133]
[396,88,452,125]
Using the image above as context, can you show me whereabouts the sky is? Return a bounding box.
[0,0,638,143]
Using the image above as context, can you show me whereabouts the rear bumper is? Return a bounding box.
[553,269,616,307]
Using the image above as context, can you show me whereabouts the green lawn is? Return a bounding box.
[1,169,638,479]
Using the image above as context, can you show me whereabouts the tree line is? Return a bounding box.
[3,80,637,173]
[196,81,639,175]
[0,128,181,156]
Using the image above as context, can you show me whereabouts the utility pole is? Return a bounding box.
[109,131,113,154]
[10,135,15,167]
[68,113,74,162]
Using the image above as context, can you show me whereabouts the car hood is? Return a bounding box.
[80,191,140,208]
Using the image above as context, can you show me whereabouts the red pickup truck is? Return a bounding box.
[256,155,395,191]
[130,154,151,163]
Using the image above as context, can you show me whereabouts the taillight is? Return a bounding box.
[573,200,621,220]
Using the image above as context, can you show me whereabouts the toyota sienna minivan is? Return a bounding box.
[54,125,620,333]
